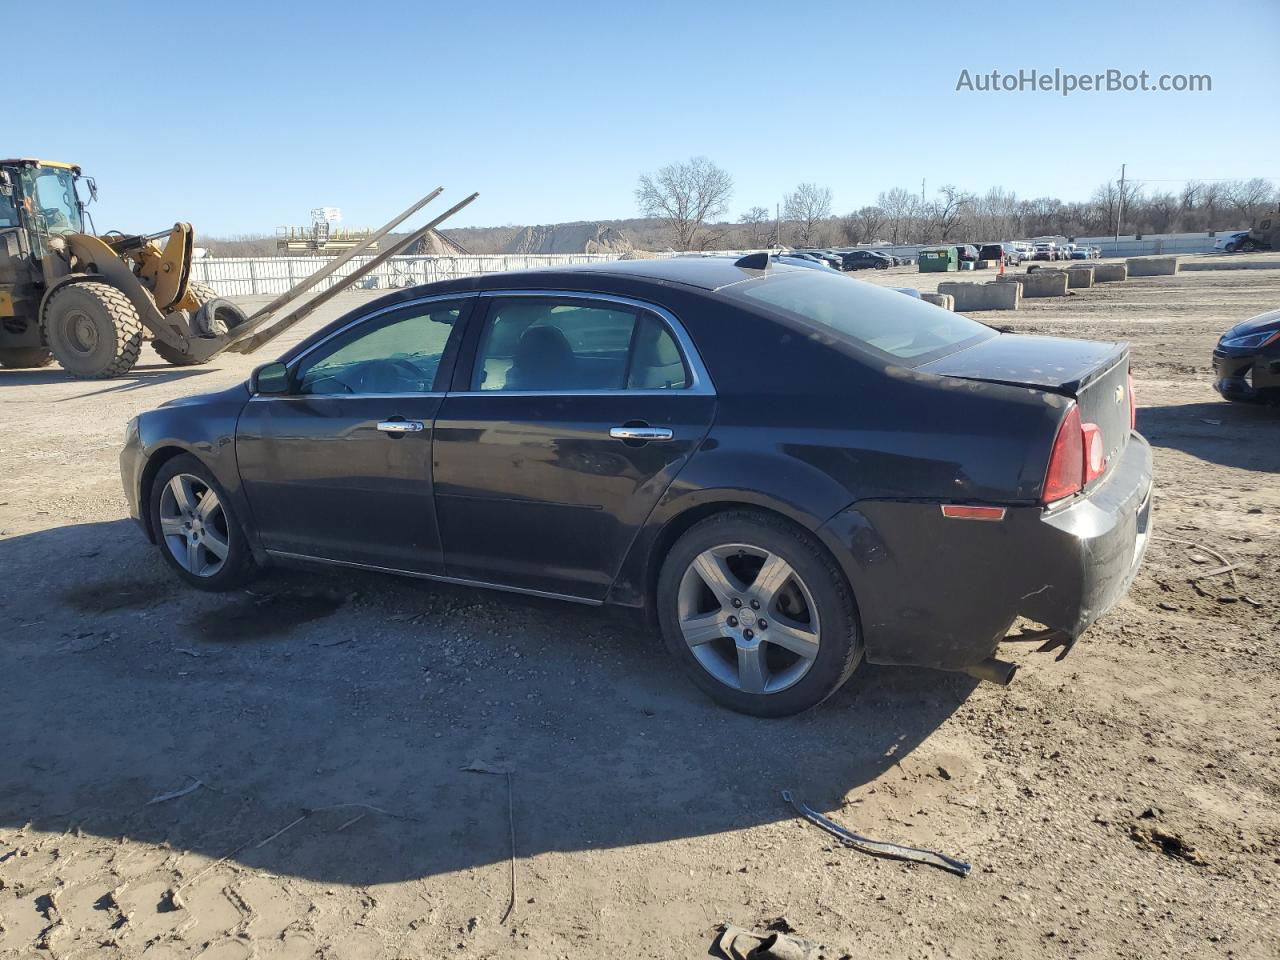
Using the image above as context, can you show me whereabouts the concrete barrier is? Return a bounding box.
[1092,262,1128,282]
[937,281,1021,312]
[1126,256,1179,276]
[921,292,955,310]
[1181,259,1280,272]
[1066,266,1095,289]
[998,270,1070,297]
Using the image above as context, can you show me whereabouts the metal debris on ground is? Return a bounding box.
[462,760,518,923]
[714,923,817,960]
[144,777,204,806]
[782,790,971,878]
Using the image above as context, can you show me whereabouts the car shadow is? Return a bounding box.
[1140,400,1279,472]
[0,363,214,394]
[0,518,974,887]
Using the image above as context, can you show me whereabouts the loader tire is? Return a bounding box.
[43,281,143,379]
[0,347,55,369]
[155,282,221,366]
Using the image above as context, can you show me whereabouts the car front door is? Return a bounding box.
[432,292,717,601]
[235,294,474,572]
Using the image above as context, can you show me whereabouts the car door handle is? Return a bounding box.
[609,426,673,442]
[377,420,425,433]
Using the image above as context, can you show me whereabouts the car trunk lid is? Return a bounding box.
[919,333,1132,477]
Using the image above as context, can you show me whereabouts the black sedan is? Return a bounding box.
[841,250,891,271]
[121,257,1153,716]
[1213,308,1280,403]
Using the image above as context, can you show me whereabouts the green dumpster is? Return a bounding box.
[918,247,957,272]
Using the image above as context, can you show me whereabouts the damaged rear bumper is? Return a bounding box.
[817,434,1153,671]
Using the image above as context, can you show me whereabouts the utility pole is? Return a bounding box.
[775,202,781,248]
[921,178,926,205]
[1115,163,1126,241]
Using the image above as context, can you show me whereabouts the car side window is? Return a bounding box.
[295,303,461,395]
[473,299,638,391]
[628,312,689,389]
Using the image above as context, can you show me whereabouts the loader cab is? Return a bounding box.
[1,160,86,261]
[24,164,84,237]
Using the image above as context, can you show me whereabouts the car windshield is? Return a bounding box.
[726,270,996,365]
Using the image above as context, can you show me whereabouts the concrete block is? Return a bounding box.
[921,292,954,310]
[1180,259,1280,272]
[1092,262,1128,281]
[975,259,990,269]
[998,270,1070,297]
[937,281,1022,311]
[1126,255,1179,276]
[1066,266,1095,289]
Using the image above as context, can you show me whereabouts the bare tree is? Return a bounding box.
[877,187,919,244]
[635,156,733,251]
[1145,191,1180,233]
[843,206,886,244]
[738,206,773,248]
[783,183,832,247]
[925,185,974,241]
[1224,178,1277,225]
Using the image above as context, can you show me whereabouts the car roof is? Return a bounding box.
[496,255,808,291]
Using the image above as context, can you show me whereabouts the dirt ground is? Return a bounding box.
[1,256,1277,960]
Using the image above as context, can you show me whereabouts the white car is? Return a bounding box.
[1214,231,1250,253]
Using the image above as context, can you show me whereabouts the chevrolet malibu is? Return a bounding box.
[121,256,1153,716]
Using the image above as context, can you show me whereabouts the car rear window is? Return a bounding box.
[726,270,995,365]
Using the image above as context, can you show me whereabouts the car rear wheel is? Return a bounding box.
[656,511,861,716]
[150,454,258,591]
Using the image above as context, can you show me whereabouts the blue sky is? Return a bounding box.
[15,0,1278,236]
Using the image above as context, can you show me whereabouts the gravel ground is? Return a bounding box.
[1,257,1277,960]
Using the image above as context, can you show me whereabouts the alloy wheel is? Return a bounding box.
[158,473,230,577]
[676,543,822,694]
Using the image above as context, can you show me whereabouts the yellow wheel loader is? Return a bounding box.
[0,159,475,378]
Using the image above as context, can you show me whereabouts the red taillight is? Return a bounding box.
[1041,403,1106,505]
[1043,404,1084,504]
[1127,371,1136,431]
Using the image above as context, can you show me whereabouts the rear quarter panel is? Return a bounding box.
[609,290,1069,607]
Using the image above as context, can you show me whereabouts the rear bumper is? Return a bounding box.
[818,433,1153,670]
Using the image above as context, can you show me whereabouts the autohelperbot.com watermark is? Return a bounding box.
[955,68,1211,96]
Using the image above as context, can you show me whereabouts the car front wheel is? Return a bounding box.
[657,511,861,716]
[150,454,259,591]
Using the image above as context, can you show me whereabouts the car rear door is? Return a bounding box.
[432,291,717,601]
[235,295,474,572]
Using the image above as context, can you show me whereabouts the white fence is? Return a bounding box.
[1075,233,1230,257]
[192,231,1244,297]
[846,231,1239,260]
[190,253,624,298]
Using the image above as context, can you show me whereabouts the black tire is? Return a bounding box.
[154,282,220,366]
[149,453,259,591]
[656,510,861,717]
[0,347,55,369]
[43,281,143,378]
